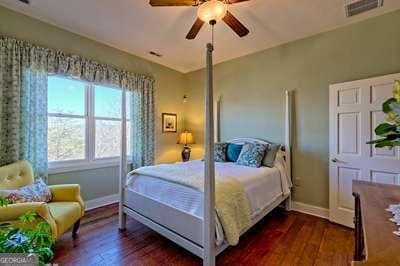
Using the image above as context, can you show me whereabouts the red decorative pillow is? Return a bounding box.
[5,179,52,203]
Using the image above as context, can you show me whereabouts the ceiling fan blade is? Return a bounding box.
[149,0,197,6]
[186,18,205,39]
[222,11,249,37]
[226,0,250,4]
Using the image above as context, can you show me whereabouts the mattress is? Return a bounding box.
[127,162,285,219]
[125,157,291,245]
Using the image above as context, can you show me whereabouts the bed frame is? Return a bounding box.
[118,43,293,265]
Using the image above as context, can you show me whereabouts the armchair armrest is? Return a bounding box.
[49,184,85,213]
[0,202,49,221]
[0,202,57,238]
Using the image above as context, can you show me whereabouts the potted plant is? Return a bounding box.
[368,80,400,148]
[0,198,54,265]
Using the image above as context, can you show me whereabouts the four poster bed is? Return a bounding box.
[118,73,293,264]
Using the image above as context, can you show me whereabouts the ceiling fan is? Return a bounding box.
[149,0,250,40]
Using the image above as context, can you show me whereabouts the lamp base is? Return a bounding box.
[182,146,191,162]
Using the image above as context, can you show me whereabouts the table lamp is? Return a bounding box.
[178,131,195,162]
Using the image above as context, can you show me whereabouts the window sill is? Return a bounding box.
[48,160,131,175]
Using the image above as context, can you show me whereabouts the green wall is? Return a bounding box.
[0,6,186,201]
[184,10,400,208]
[2,5,400,208]
[49,167,119,200]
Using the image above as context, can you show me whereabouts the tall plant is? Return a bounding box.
[368,80,400,148]
[0,199,54,265]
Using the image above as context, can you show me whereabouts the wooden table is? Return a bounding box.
[352,180,400,265]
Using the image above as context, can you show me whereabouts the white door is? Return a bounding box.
[329,73,400,227]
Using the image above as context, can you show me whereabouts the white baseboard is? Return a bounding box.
[291,201,329,219]
[85,193,119,211]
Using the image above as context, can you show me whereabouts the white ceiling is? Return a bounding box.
[1,0,400,73]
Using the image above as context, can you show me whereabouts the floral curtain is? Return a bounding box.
[0,36,155,178]
[0,39,49,179]
[20,69,49,179]
[131,78,155,169]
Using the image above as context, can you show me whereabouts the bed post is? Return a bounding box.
[119,87,127,230]
[284,90,293,211]
[204,43,216,266]
[214,95,221,142]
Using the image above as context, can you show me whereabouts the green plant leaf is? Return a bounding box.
[375,140,397,148]
[1,212,55,264]
[367,138,385,144]
[0,197,13,207]
[0,223,11,228]
[35,222,51,234]
[367,82,400,148]
[7,228,20,237]
[375,123,397,136]
[383,98,397,113]
[19,211,37,223]
[34,246,54,263]
[3,231,30,253]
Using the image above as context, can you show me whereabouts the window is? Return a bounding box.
[48,77,86,162]
[48,76,131,173]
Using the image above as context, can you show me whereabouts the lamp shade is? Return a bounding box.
[178,131,195,145]
[197,0,227,23]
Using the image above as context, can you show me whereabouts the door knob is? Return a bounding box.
[332,158,338,163]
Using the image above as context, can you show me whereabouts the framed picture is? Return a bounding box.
[162,113,177,133]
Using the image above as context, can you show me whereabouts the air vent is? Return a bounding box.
[345,0,383,17]
[18,0,30,4]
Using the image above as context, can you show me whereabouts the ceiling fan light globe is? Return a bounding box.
[197,0,227,23]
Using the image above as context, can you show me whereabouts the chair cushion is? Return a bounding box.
[48,202,82,237]
[0,160,34,189]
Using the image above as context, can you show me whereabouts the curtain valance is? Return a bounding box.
[0,36,155,179]
[0,36,155,91]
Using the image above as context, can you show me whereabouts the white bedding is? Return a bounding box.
[128,164,284,217]
[126,156,291,245]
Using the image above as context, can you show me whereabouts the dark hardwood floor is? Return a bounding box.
[52,204,354,265]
